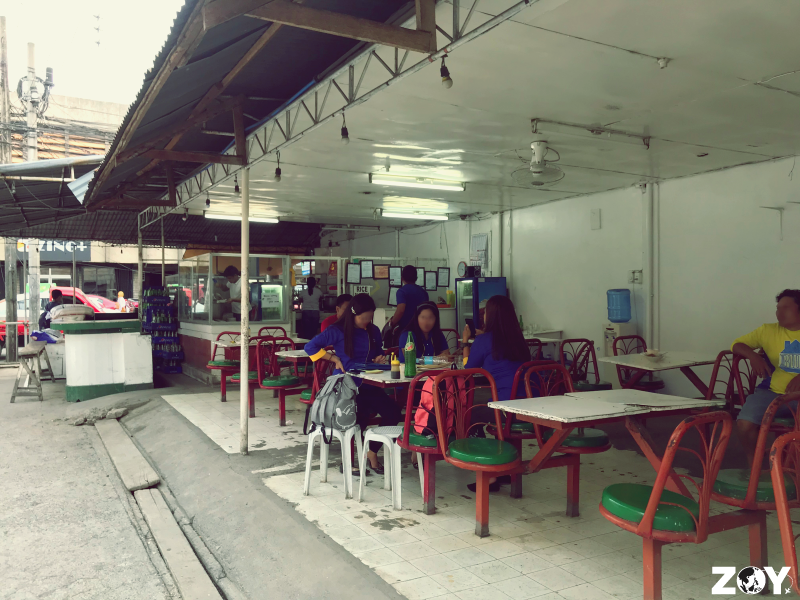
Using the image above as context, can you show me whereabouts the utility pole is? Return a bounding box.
[4,238,18,363]
[25,43,37,162]
[0,17,11,164]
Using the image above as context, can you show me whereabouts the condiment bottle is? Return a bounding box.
[404,332,416,378]
[390,353,401,379]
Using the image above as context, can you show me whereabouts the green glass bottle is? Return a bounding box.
[404,331,416,378]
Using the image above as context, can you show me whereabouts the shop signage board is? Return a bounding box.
[17,239,91,261]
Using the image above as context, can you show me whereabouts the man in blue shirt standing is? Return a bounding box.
[387,266,429,345]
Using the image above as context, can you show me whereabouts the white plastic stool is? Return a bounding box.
[358,425,404,510]
[304,425,363,499]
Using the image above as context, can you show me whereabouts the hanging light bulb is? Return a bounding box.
[234,175,241,196]
[340,113,349,145]
[205,192,210,209]
[440,57,453,89]
[274,151,282,182]
[182,209,188,222]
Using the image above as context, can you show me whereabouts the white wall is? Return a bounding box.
[321,156,799,396]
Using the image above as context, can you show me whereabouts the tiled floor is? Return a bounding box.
[163,390,793,600]
[162,391,308,453]
[263,444,791,600]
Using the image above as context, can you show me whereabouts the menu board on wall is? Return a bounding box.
[346,262,361,284]
[389,266,402,286]
[360,260,374,279]
[425,271,438,291]
[373,264,389,279]
[388,286,400,306]
[437,267,450,288]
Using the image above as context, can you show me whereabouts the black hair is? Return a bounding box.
[335,293,353,308]
[403,302,445,354]
[483,295,529,362]
[222,265,239,278]
[402,265,417,283]
[777,289,800,311]
[51,290,63,300]
[307,276,317,293]
[334,293,375,358]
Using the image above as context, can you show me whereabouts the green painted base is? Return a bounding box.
[66,381,153,402]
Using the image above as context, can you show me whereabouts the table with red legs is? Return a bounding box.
[487,389,724,533]
[597,351,717,396]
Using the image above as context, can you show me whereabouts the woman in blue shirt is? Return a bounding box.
[305,294,400,475]
[398,302,451,362]
[461,295,529,492]
[462,295,529,401]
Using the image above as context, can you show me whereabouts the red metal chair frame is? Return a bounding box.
[485,360,555,496]
[300,351,336,407]
[526,339,544,360]
[256,337,306,426]
[441,329,460,353]
[769,426,800,595]
[713,395,800,510]
[429,369,522,537]
[524,363,610,516]
[258,326,288,338]
[612,335,665,391]
[559,338,602,385]
[599,411,767,600]
[396,370,447,515]
[206,331,243,402]
[704,350,736,403]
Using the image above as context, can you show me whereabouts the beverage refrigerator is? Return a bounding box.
[455,277,507,333]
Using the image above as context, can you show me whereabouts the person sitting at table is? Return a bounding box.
[384,265,429,346]
[320,294,352,332]
[733,289,800,467]
[398,302,451,363]
[461,295,530,492]
[304,293,400,475]
[462,295,529,401]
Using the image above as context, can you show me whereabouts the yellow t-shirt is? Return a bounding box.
[733,324,800,393]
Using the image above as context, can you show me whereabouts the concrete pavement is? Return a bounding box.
[0,368,170,600]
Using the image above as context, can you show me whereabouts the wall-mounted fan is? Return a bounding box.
[511,141,564,187]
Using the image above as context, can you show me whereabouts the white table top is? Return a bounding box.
[275,349,311,358]
[216,336,309,348]
[490,390,723,423]
[357,366,442,386]
[596,351,717,372]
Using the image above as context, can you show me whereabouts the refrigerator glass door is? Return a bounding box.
[456,278,474,333]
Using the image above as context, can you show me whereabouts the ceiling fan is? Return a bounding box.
[511,141,564,187]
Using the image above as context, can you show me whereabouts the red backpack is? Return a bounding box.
[414,376,467,437]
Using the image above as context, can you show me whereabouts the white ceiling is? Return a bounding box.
[190,0,800,227]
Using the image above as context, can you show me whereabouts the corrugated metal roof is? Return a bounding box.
[1,210,321,252]
[0,156,103,234]
[84,0,413,209]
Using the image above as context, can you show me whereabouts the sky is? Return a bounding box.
[3,0,186,107]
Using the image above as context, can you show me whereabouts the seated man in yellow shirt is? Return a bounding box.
[733,289,800,466]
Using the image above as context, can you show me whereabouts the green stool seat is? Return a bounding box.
[402,426,439,448]
[602,483,699,532]
[510,422,535,433]
[574,379,613,392]
[231,371,257,381]
[300,389,313,401]
[448,438,518,465]
[261,375,301,387]
[543,427,609,448]
[713,469,797,503]
[208,360,239,367]
[773,417,795,428]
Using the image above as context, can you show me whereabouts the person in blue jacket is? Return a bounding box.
[398,302,451,362]
[461,295,530,492]
[305,293,400,475]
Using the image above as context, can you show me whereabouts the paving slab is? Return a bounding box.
[96,418,160,491]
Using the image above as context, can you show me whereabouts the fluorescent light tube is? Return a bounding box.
[205,213,279,223]
[382,212,448,221]
[369,173,465,192]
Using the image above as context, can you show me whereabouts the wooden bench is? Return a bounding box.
[10,341,55,403]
